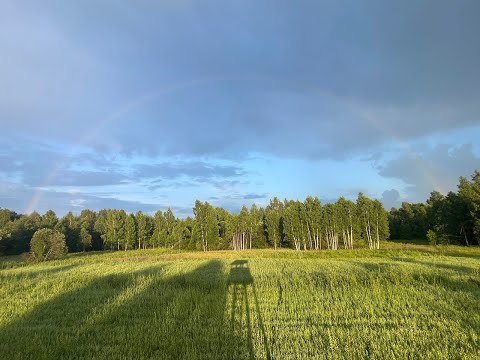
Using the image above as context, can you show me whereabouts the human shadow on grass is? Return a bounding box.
[0,260,271,360]
[227,260,271,360]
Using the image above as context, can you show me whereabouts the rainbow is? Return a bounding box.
[23,76,443,213]
[24,78,217,214]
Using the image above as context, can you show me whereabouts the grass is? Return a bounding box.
[0,243,479,359]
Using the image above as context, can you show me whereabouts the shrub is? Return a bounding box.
[426,230,437,245]
[30,228,68,261]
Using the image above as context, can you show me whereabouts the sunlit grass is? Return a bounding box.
[0,245,479,359]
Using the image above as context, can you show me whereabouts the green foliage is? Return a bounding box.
[79,223,92,251]
[135,211,152,249]
[389,170,480,246]
[265,197,284,249]
[193,201,219,251]
[103,210,126,250]
[1,170,479,256]
[29,228,67,261]
[426,229,437,245]
[56,212,80,252]
[0,209,15,228]
[41,210,58,229]
[124,215,136,250]
[389,202,428,240]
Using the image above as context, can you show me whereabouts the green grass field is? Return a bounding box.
[1,243,479,359]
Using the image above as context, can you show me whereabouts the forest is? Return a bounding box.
[0,170,479,256]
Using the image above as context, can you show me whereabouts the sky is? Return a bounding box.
[1,0,479,217]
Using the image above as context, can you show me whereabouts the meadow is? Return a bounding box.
[0,243,479,359]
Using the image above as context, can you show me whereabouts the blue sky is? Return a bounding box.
[1,0,479,216]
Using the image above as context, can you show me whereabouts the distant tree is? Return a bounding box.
[79,223,92,251]
[181,217,195,249]
[249,204,264,249]
[324,203,338,250]
[304,196,323,250]
[124,214,136,250]
[104,210,126,250]
[216,207,233,250]
[151,210,167,248]
[356,193,374,249]
[283,200,304,250]
[164,208,176,247]
[372,199,389,249]
[171,218,191,249]
[30,228,67,261]
[457,171,480,245]
[0,209,14,255]
[94,210,108,249]
[193,200,218,251]
[57,212,80,252]
[232,205,250,250]
[336,197,356,249]
[79,209,101,250]
[42,210,58,229]
[0,208,14,228]
[135,211,152,249]
[265,197,284,249]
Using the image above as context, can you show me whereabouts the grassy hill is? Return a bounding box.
[0,243,479,359]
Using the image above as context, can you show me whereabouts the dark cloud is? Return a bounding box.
[135,161,245,181]
[0,139,247,190]
[1,1,479,160]
[378,144,480,202]
[0,142,128,187]
[243,193,268,200]
[1,1,479,213]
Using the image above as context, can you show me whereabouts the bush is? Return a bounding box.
[426,230,437,245]
[30,228,68,261]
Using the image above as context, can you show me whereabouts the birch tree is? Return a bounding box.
[193,200,218,251]
[124,214,136,250]
[135,211,152,249]
[304,196,322,250]
[356,193,374,249]
[265,197,283,249]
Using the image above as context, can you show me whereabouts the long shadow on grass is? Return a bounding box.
[355,260,479,294]
[227,260,271,360]
[0,264,168,359]
[0,263,79,281]
[0,260,259,359]
[392,257,477,274]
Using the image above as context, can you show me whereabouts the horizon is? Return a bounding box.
[1,1,480,217]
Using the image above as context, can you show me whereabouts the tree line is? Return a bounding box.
[0,193,389,256]
[0,170,478,256]
[389,171,480,245]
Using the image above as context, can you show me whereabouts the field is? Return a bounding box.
[0,243,479,359]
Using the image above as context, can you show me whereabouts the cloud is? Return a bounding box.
[380,189,401,210]
[0,181,169,215]
[0,1,478,160]
[1,1,480,214]
[135,161,245,181]
[0,142,129,187]
[378,143,480,202]
[243,193,268,200]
